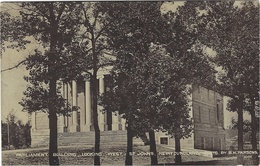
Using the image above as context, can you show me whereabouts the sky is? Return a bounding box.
[1,40,42,123]
[1,1,249,126]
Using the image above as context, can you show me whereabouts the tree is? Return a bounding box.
[2,2,115,165]
[72,2,119,165]
[1,113,31,149]
[23,122,32,148]
[101,2,216,165]
[161,2,217,164]
[194,1,259,164]
[99,2,168,165]
[229,96,259,163]
[245,94,259,163]
[1,121,8,148]
[101,71,141,165]
[1,2,84,165]
[7,114,18,149]
[230,117,259,136]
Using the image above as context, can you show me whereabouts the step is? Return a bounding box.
[32,130,143,147]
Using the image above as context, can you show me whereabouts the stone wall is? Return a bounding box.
[192,86,226,150]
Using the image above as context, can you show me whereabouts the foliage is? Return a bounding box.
[101,1,216,138]
[194,1,259,99]
[71,2,121,165]
[0,9,30,53]
[100,1,163,135]
[230,117,259,134]
[19,80,78,115]
[1,114,31,149]
[100,3,219,165]
[14,2,86,115]
[1,2,89,165]
[191,1,259,162]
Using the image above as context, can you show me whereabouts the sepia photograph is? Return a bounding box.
[1,1,259,165]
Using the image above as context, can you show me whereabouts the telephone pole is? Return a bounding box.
[6,114,10,150]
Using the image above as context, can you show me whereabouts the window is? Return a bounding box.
[160,137,169,145]
[219,139,222,150]
[194,105,201,123]
[201,137,205,149]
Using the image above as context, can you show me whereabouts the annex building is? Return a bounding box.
[30,67,226,151]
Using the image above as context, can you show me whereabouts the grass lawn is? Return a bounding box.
[2,145,258,165]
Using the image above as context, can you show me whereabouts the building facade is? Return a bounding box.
[192,86,226,150]
[30,68,225,150]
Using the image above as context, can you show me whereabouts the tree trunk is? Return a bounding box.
[149,129,158,165]
[250,113,257,150]
[237,97,244,164]
[175,133,181,164]
[92,75,101,165]
[249,97,258,164]
[250,111,258,164]
[48,11,59,164]
[49,79,59,165]
[90,28,101,165]
[125,122,133,166]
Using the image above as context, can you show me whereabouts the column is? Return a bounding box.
[64,115,68,132]
[57,82,64,133]
[69,80,78,132]
[112,111,119,130]
[98,76,106,131]
[121,116,126,130]
[58,115,64,133]
[82,80,92,131]
[78,90,85,132]
[84,80,92,131]
[63,83,68,131]
[68,83,73,128]
[31,112,36,132]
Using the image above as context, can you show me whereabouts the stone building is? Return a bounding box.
[30,67,226,150]
[153,85,226,151]
[192,85,226,150]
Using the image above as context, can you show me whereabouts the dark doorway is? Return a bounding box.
[77,111,80,132]
[107,111,112,130]
[160,137,168,145]
[104,75,113,131]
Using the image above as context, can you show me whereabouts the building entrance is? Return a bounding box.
[107,111,112,130]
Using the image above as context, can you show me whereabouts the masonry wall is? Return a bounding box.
[154,131,194,149]
[192,86,226,151]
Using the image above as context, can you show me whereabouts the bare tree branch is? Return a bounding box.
[82,6,91,31]
[94,19,116,42]
[33,4,51,21]
[1,59,27,72]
